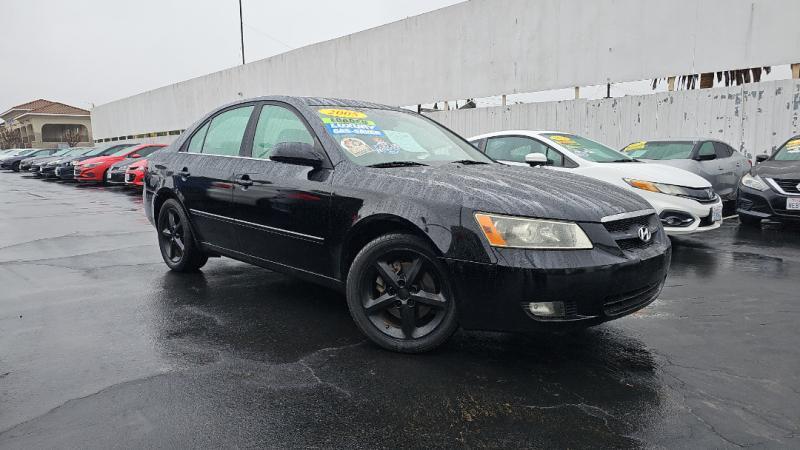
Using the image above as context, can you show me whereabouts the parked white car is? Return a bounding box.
[469,131,723,235]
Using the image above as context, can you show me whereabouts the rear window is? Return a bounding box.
[622,141,695,160]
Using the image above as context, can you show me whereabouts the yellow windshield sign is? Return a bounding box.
[624,141,647,151]
[318,109,367,119]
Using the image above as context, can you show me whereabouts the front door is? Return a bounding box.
[176,104,255,250]
[230,103,334,277]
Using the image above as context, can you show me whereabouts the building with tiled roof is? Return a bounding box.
[0,99,92,149]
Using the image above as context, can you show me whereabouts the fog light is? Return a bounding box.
[526,301,565,318]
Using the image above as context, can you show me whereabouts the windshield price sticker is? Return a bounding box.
[625,141,647,151]
[340,137,374,157]
[323,117,384,137]
[318,108,367,119]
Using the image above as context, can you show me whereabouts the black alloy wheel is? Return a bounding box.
[346,234,458,353]
[157,199,208,272]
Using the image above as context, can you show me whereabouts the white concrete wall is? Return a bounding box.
[92,0,800,141]
[428,79,800,160]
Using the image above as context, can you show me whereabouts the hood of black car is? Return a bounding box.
[753,160,800,179]
[361,163,651,223]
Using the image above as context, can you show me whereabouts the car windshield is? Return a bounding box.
[622,141,695,160]
[52,149,73,156]
[315,107,492,166]
[541,133,631,162]
[16,149,35,156]
[773,137,800,161]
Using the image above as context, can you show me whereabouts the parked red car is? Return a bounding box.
[74,144,165,183]
[125,158,148,187]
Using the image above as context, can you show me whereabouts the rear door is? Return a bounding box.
[693,141,725,192]
[713,141,739,199]
[176,104,256,251]
[229,102,334,277]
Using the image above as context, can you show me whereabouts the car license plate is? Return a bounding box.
[787,197,800,210]
[712,204,722,222]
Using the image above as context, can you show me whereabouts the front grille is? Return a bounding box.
[678,186,717,203]
[603,215,651,234]
[603,213,660,253]
[109,172,125,183]
[772,178,800,194]
[603,282,661,316]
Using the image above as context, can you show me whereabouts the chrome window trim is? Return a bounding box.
[189,209,324,242]
[601,209,656,223]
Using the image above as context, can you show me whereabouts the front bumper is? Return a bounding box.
[55,166,75,179]
[635,190,723,235]
[106,170,127,184]
[447,222,672,333]
[125,170,145,186]
[737,184,800,222]
[75,166,105,182]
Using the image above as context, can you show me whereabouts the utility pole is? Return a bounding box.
[239,0,245,65]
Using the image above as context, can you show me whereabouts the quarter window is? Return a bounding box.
[251,105,315,159]
[697,142,716,158]
[187,122,210,153]
[713,142,733,158]
[198,106,254,157]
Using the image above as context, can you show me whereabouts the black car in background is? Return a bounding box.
[1,148,57,171]
[22,148,78,173]
[737,135,800,225]
[52,144,138,180]
[145,96,671,353]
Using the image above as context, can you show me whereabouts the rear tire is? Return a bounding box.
[157,199,208,272]
[738,213,762,227]
[346,233,458,353]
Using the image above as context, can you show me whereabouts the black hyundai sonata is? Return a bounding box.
[144,96,671,353]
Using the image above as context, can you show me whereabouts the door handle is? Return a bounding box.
[178,167,191,178]
[235,175,253,187]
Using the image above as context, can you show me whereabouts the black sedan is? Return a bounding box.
[737,135,800,225]
[145,96,671,353]
[1,148,57,171]
[23,148,79,173]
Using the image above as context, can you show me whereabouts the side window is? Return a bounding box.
[187,122,209,153]
[485,137,538,162]
[714,142,732,158]
[136,146,162,158]
[251,105,315,159]
[698,141,716,158]
[199,106,255,157]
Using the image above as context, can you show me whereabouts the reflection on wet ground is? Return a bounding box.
[0,175,798,448]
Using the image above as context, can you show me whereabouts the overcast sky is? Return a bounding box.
[0,0,463,111]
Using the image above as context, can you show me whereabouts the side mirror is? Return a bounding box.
[270,142,323,168]
[130,154,142,158]
[696,153,716,161]
[755,154,769,163]
[524,153,549,167]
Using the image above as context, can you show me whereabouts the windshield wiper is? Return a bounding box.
[608,158,640,163]
[366,161,429,168]
[449,160,489,165]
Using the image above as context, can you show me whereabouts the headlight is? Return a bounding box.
[623,178,704,197]
[474,213,593,249]
[82,163,98,169]
[740,173,769,191]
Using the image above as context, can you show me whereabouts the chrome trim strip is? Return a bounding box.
[765,178,800,196]
[184,152,267,162]
[189,208,324,242]
[601,209,656,223]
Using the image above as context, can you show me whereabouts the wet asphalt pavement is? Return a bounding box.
[0,173,798,449]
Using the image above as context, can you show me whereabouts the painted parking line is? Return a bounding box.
[723,215,739,220]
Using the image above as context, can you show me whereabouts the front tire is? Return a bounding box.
[738,213,762,227]
[11,161,20,172]
[157,199,208,272]
[346,234,458,353]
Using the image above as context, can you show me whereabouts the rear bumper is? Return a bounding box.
[446,243,671,333]
[737,185,800,222]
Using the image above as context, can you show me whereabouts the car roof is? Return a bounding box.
[468,130,570,140]
[221,95,406,113]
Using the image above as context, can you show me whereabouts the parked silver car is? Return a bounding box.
[622,139,750,201]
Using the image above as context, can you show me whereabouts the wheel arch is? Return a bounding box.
[337,214,446,281]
